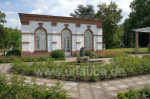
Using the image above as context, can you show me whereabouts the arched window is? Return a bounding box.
[62,30,71,56]
[84,31,93,50]
[35,28,46,51]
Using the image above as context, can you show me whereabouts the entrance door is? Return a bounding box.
[62,30,71,56]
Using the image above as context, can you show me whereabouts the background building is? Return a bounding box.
[19,13,103,57]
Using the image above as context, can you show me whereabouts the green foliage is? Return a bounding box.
[0,11,21,49]
[0,56,17,63]
[118,86,150,99]
[96,2,123,48]
[70,4,95,19]
[51,50,65,59]
[85,50,97,58]
[0,11,6,24]
[12,55,150,82]
[0,56,52,63]
[0,74,69,99]
[123,0,150,47]
[6,49,21,56]
[0,26,21,49]
[147,44,150,52]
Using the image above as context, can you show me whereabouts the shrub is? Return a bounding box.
[0,74,69,99]
[85,50,97,58]
[118,86,150,99]
[6,49,21,56]
[51,50,65,59]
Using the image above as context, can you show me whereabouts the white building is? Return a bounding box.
[19,13,103,57]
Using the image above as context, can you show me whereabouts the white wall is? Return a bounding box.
[21,21,103,53]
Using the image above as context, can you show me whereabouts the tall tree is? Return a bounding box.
[96,2,123,48]
[0,11,21,49]
[70,4,95,19]
[5,28,21,48]
[0,11,6,48]
[123,0,150,47]
[0,11,6,24]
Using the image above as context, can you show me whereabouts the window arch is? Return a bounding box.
[62,29,72,56]
[35,28,47,51]
[84,30,93,50]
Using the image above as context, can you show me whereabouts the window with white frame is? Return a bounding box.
[35,29,46,51]
[62,30,71,52]
[84,31,93,50]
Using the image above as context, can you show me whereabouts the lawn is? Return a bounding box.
[96,48,149,58]
[104,48,149,54]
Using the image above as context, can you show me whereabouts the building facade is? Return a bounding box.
[19,13,103,57]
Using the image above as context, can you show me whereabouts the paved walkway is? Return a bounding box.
[0,63,150,99]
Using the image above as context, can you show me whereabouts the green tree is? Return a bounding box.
[70,4,95,19]
[0,27,21,49]
[0,11,21,49]
[0,25,5,48]
[123,0,150,47]
[9,28,21,48]
[5,28,21,48]
[0,11,6,24]
[96,2,123,48]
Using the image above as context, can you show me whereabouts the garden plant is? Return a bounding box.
[118,86,150,99]
[12,55,150,82]
[0,74,69,99]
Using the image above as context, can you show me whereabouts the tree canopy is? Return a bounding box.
[123,0,150,47]
[0,11,21,49]
[70,4,95,19]
[0,11,6,24]
[70,3,124,48]
[96,2,123,48]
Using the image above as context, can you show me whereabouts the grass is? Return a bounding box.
[104,48,149,54]
[97,48,149,58]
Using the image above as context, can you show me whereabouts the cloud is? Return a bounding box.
[23,0,61,15]
[115,0,133,14]
[5,2,10,5]
[4,11,15,15]
[22,0,133,19]
[31,9,42,14]
[5,18,21,29]
[2,0,133,29]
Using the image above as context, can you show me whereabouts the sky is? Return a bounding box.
[0,0,133,29]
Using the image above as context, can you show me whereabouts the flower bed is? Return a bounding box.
[0,74,69,99]
[118,86,150,99]
[12,55,150,82]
